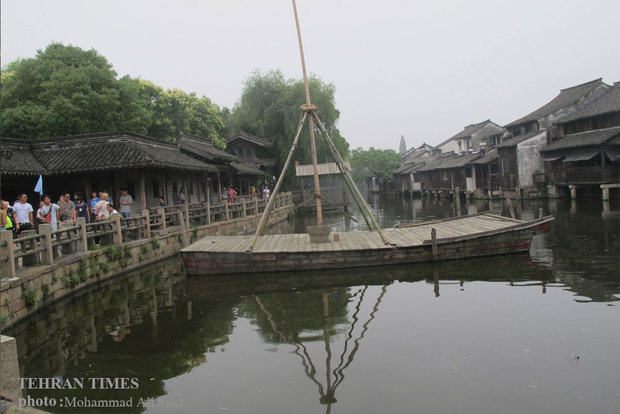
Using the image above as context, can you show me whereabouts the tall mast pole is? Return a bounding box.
[292,0,323,227]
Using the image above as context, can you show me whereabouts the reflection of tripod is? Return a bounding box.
[255,284,388,413]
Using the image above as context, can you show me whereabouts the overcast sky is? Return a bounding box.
[2,0,619,151]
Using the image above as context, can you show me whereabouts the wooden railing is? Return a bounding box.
[0,192,293,277]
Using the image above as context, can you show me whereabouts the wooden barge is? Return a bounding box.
[181,213,554,276]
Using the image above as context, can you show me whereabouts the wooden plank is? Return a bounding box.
[346,232,364,251]
[220,236,247,252]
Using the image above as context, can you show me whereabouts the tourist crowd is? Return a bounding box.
[0,187,134,237]
[1,184,272,237]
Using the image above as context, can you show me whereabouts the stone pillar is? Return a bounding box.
[183,204,190,229]
[76,217,87,252]
[38,224,54,265]
[0,230,16,277]
[139,171,147,211]
[142,210,151,239]
[224,202,230,221]
[253,196,259,215]
[21,230,37,266]
[157,207,166,231]
[242,198,247,218]
[601,185,610,201]
[569,185,577,200]
[111,214,123,245]
[206,202,211,225]
[1,335,22,401]
[177,211,188,247]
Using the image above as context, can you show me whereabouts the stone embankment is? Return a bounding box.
[0,193,294,329]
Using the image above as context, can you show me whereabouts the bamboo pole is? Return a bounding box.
[248,112,308,251]
[312,112,391,245]
[293,0,323,227]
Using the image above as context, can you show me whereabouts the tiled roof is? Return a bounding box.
[0,138,47,175]
[505,78,607,128]
[468,149,498,165]
[557,82,620,124]
[230,160,264,176]
[494,130,546,149]
[437,120,501,148]
[541,126,620,152]
[1,132,217,175]
[256,157,277,167]
[415,153,481,172]
[30,132,215,174]
[179,133,236,163]
[226,130,274,148]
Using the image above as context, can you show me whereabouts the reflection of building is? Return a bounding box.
[5,257,237,406]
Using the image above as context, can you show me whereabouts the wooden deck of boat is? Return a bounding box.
[183,213,526,254]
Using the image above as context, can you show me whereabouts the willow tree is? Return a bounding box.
[228,70,349,177]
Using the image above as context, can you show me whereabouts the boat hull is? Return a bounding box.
[182,216,554,276]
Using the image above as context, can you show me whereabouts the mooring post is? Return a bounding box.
[38,224,54,265]
[141,210,151,239]
[431,227,438,260]
[76,217,88,252]
[0,230,16,277]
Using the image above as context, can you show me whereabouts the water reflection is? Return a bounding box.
[2,195,619,414]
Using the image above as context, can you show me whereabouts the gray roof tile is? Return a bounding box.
[557,82,620,124]
[541,126,620,152]
[505,78,606,128]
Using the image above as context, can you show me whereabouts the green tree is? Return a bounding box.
[0,42,225,147]
[148,88,225,147]
[349,147,401,184]
[1,43,120,138]
[227,70,349,178]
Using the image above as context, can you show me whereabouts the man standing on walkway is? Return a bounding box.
[12,193,34,236]
[40,195,60,232]
[118,187,133,219]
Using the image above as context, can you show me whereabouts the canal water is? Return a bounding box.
[3,195,619,414]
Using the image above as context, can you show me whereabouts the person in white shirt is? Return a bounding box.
[39,195,61,231]
[13,193,34,236]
